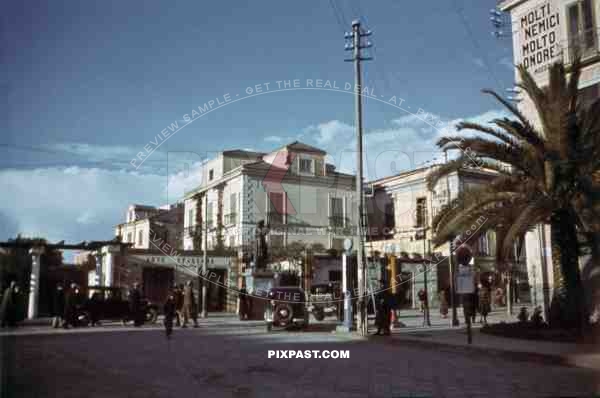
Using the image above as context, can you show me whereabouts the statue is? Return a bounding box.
[254,220,270,270]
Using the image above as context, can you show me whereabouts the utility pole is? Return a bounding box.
[422,232,431,326]
[201,193,208,318]
[345,20,372,337]
[445,149,459,327]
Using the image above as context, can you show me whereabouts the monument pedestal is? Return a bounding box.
[244,270,275,321]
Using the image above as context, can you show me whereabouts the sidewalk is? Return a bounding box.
[378,307,600,372]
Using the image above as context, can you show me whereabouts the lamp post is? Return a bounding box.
[415,226,431,327]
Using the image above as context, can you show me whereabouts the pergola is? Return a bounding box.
[0,238,131,319]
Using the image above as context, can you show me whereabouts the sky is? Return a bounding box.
[1,0,515,244]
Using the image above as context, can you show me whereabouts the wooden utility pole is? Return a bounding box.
[345,20,372,336]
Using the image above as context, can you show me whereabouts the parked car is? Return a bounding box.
[308,282,342,321]
[264,286,309,332]
[76,286,159,326]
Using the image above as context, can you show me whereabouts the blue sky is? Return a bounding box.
[1,0,514,243]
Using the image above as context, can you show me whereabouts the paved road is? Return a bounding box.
[1,322,598,398]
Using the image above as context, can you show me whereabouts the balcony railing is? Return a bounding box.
[224,213,237,225]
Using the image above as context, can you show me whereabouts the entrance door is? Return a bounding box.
[142,267,174,305]
[206,269,226,311]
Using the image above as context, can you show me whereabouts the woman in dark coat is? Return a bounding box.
[374,291,391,336]
[63,283,81,328]
[129,283,143,327]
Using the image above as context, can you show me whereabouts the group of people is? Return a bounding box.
[52,282,87,328]
[436,284,493,325]
[163,281,198,339]
[0,281,24,328]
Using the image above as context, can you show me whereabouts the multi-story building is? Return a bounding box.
[114,203,184,250]
[182,141,358,258]
[499,0,600,309]
[366,163,504,308]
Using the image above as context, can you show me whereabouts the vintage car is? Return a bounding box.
[76,286,159,326]
[308,282,342,321]
[264,286,309,332]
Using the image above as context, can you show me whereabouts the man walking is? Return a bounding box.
[63,283,79,328]
[182,281,198,328]
[175,284,184,327]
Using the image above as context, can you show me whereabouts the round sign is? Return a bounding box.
[343,238,353,251]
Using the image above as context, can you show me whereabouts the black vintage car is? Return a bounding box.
[264,286,309,332]
[76,286,159,326]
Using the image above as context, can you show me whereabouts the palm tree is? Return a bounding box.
[427,59,600,329]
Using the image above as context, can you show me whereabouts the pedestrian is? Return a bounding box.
[52,283,65,328]
[175,283,184,327]
[238,285,249,320]
[63,283,80,328]
[478,284,491,324]
[129,282,143,327]
[418,289,427,313]
[163,293,176,339]
[89,291,102,326]
[439,289,449,319]
[472,283,479,323]
[182,281,198,328]
[0,281,18,328]
[374,291,391,336]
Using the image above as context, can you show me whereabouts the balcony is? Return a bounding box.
[224,213,237,226]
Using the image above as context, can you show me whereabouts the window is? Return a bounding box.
[188,209,194,227]
[329,197,344,227]
[415,197,427,228]
[228,235,236,248]
[579,82,600,110]
[209,169,214,181]
[315,158,324,176]
[299,158,312,173]
[138,230,143,246]
[268,192,284,225]
[329,270,342,282]
[384,202,394,229]
[225,193,237,225]
[567,0,596,60]
[127,232,133,243]
[206,202,214,228]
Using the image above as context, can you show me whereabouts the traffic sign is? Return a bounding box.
[455,264,475,294]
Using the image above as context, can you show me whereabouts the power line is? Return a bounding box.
[451,0,505,92]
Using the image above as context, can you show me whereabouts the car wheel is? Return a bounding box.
[312,306,325,321]
[77,312,90,327]
[146,308,158,324]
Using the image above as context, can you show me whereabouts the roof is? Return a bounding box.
[129,204,158,210]
[222,149,266,159]
[273,141,326,155]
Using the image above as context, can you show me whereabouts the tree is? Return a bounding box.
[427,59,600,329]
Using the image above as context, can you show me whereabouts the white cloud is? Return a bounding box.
[0,161,204,243]
[473,57,485,68]
[264,135,283,143]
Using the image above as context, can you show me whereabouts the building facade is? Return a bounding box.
[182,141,359,258]
[366,164,505,308]
[114,203,184,251]
[499,0,600,311]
